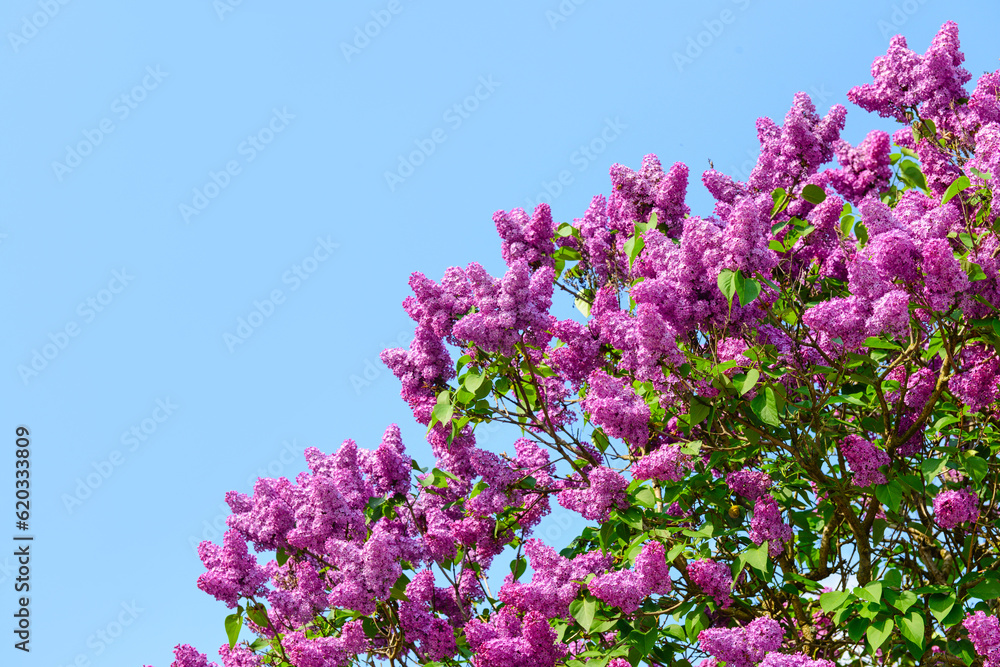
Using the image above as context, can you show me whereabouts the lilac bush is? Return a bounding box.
[151,21,1000,667]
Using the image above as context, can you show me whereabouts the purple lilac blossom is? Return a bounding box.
[950,344,1000,413]
[557,466,629,523]
[688,559,733,609]
[493,204,556,269]
[933,488,980,529]
[749,496,793,556]
[217,644,262,667]
[632,445,693,482]
[964,612,1000,667]
[822,130,892,203]
[581,370,650,448]
[196,530,270,609]
[840,435,890,487]
[727,470,772,501]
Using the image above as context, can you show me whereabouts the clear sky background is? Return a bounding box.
[2,1,1000,665]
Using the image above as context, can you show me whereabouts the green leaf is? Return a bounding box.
[899,611,925,652]
[390,573,411,601]
[920,458,949,481]
[934,416,960,432]
[874,480,903,514]
[964,456,988,485]
[247,604,269,629]
[464,370,487,393]
[570,597,597,631]
[750,386,783,426]
[510,556,527,580]
[690,399,711,426]
[820,590,853,613]
[856,582,883,604]
[867,618,894,652]
[735,272,761,307]
[943,175,972,204]
[848,617,867,642]
[884,568,902,590]
[801,184,827,204]
[966,261,988,282]
[225,613,243,649]
[275,547,290,566]
[634,487,657,509]
[739,369,760,396]
[576,295,592,317]
[593,429,611,453]
[855,221,869,246]
[428,391,453,431]
[745,543,768,573]
[890,590,918,613]
[770,187,788,217]
[864,336,902,350]
[900,161,928,192]
[929,594,956,623]
[717,269,738,309]
[969,578,1000,600]
[685,609,709,642]
[624,232,646,270]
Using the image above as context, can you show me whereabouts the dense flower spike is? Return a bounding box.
[154,22,1000,667]
[749,495,793,556]
[688,559,733,609]
[197,530,270,609]
[839,435,890,487]
[557,466,629,523]
[964,612,1000,667]
[934,488,980,529]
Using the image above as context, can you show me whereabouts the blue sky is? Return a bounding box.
[2,1,1000,665]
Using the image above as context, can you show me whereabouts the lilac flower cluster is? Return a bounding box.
[557,466,628,523]
[632,444,693,482]
[727,470,772,501]
[964,612,1000,667]
[839,435,890,487]
[589,541,673,613]
[933,488,980,529]
[688,558,733,609]
[749,496,793,557]
[698,616,784,667]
